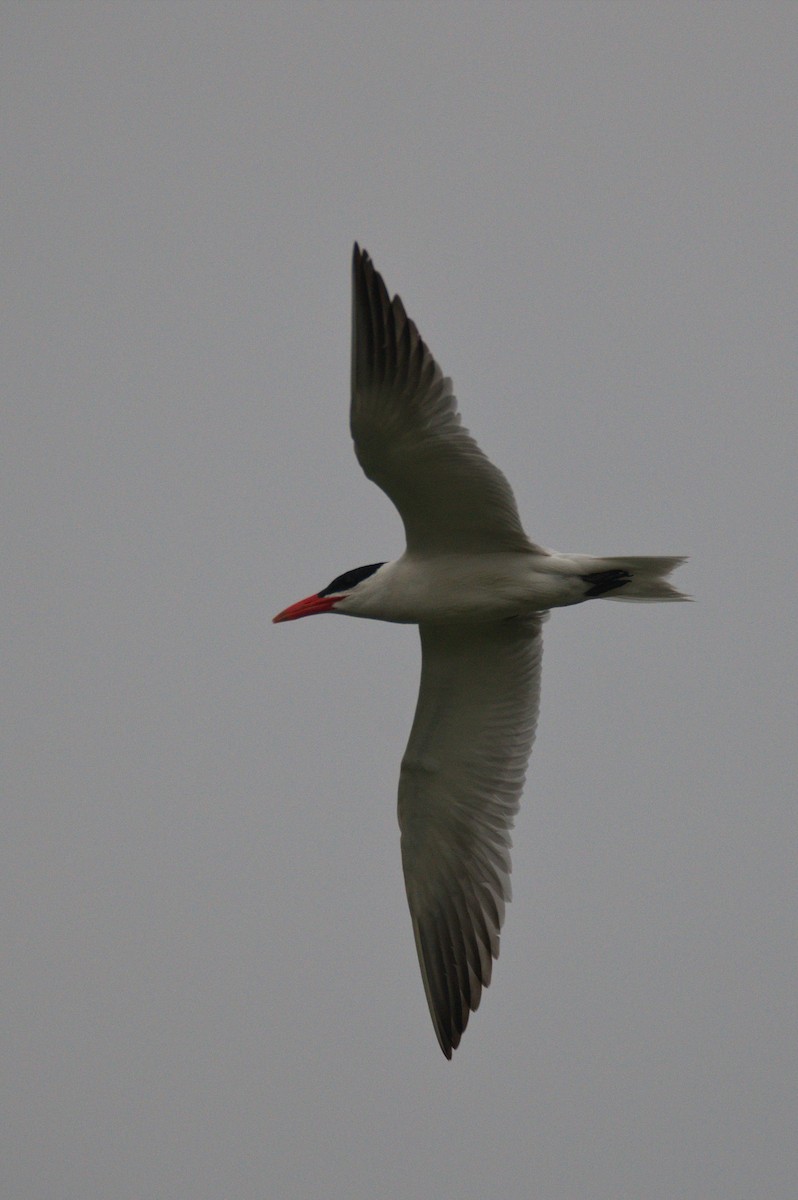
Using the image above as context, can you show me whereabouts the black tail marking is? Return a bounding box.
[581,568,633,599]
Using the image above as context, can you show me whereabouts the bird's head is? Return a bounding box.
[273,562,387,623]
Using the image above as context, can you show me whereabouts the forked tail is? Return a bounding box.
[581,556,689,601]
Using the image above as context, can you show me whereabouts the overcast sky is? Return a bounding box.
[4,4,797,1199]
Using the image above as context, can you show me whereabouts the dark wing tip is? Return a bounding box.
[353,242,371,273]
[352,244,366,303]
[413,907,494,1059]
[352,243,381,299]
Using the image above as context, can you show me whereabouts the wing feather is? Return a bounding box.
[399,617,543,1057]
[351,245,540,555]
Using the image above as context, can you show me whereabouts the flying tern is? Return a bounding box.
[274,245,687,1057]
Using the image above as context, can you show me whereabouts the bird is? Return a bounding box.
[273,245,687,1058]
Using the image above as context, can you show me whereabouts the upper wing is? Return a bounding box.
[351,245,539,555]
[398,616,544,1057]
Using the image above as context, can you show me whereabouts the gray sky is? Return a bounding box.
[4,4,797,1198]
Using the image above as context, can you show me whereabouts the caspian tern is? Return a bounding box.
[274,245,687,1058]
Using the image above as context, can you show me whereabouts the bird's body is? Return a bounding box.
[300,550,684,624]
[274,246,687,1057]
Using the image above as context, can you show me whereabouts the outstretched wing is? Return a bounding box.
[351,245,538,556]
[398,617,544,1057]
